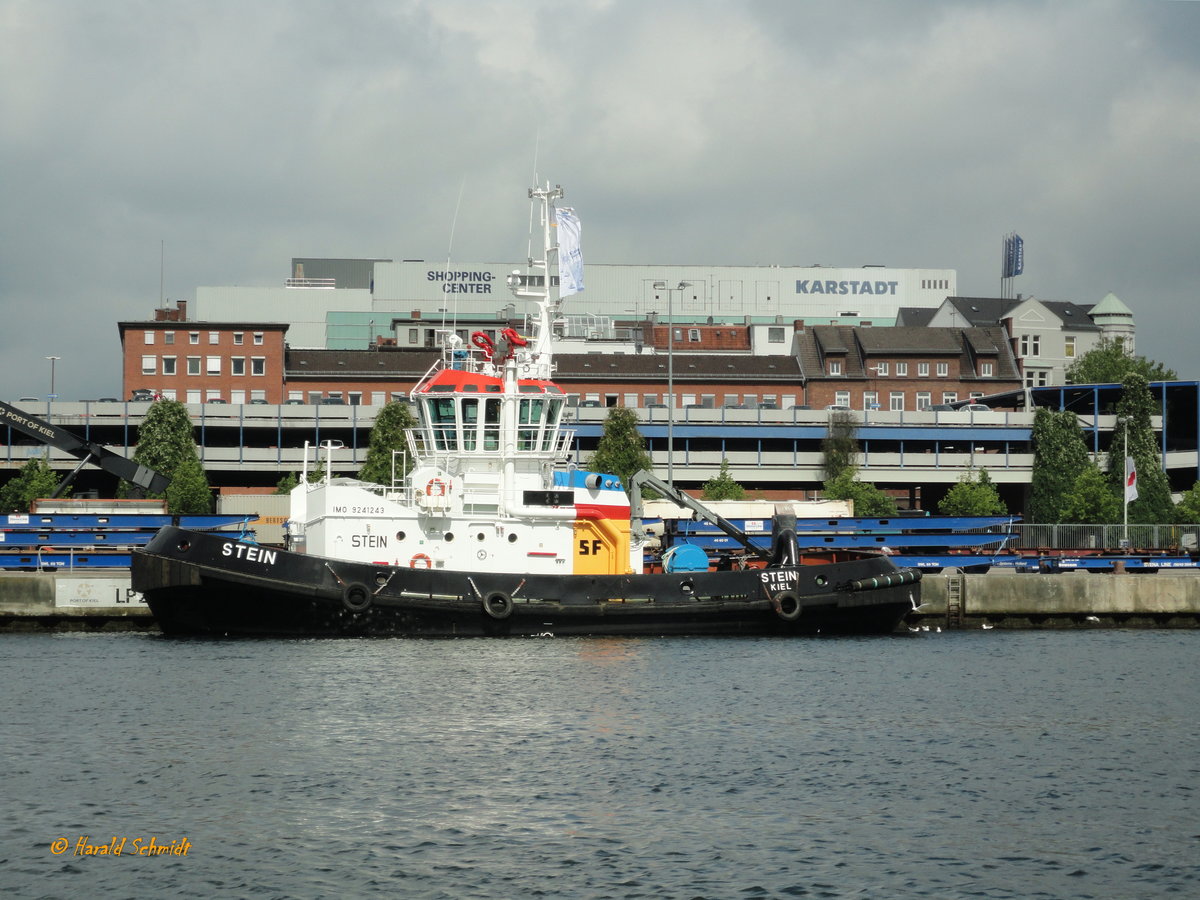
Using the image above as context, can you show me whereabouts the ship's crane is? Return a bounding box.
[0,400,169,497]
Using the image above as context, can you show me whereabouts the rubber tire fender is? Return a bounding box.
[774,590,801,622]
[482,591,514,620]
[343,582,372,613]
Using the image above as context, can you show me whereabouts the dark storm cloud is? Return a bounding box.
[1,0,1197,400]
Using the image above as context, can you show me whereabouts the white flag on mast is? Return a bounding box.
[555,206,584,296]
[1125,456,1139,503]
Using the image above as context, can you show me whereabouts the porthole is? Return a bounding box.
[395,531,406,541]
[507,533,518,543]
[815,575,827,587]
[476,532,487,542]
[444,532,455,542]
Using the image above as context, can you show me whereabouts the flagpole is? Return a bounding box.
[1119,417,1129,547]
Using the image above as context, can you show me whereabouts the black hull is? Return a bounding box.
[132,527,920,638]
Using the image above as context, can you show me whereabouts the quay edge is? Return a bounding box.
[4,570,1200,633]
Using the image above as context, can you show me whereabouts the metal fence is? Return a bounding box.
[1008,524,1200,552]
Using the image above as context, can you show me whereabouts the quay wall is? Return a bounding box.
[914,571,1200,628]
[2,570,1200,631]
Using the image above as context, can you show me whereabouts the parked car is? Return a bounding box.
[249,399,270,405]
[130,389,155,402]
[963,404,991,412]
[927,404,956,411]
[825,404,851,410]
[283,399,306,405]
[205,397,228,404]
[318,397,346,405]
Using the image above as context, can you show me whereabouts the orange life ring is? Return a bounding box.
[470,331,494,353]
[410,553,432,569]
[426,478,450,497]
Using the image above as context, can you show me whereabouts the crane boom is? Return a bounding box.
[0,400,169,495]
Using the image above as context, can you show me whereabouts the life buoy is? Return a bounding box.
[342,581,372,613]
[410,553,432,569]
[471,331,494,353]
[426,478,450,497]
[482,591,514,620]
[774,590,801,622]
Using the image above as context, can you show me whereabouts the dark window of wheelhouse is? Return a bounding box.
[461,398,479,451]
[483,398,501,451]
[427,397,457,450]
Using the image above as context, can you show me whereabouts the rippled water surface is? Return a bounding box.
[2,631,1198,898]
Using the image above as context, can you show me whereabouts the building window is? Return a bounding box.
[942,392,958,404]
[874,362,889,376]
[186,389,201,404]
[1020,334,1041,356]
[623,393,638,408]
[143,330,154,345]
[189,332,200,345]
[187,357,201,375]
[896,362,908,377]
[936,362,949,377]
[918,362,929,377]
[348,392,362,406]
[1025,369,1050,387]
[233,332,244,346]
[231,357,245,376]
[863,391,879,410]
[251,357,266,376]
[828,360,842,375]
[164,331,175,345]
[835,390,851,407]
[208,331,219,345]
[768,327,785,343]
[253,332,264,345]
[141,355,155,375]
[288,391,303,402]
[162,356,177,375]
[251,390,267,403]
[687,328,701,343]
[889,392,905,411]
[1065,336,1076,358]
[206,356,221,375]
[408,328,419,345]
[981,362,994,377]
[916,391,932,410]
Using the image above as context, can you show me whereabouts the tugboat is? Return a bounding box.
[132,183,920,637]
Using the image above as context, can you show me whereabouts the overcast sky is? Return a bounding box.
[2,0,1198,401]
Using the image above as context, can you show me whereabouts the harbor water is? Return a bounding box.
[2,631,1197,899]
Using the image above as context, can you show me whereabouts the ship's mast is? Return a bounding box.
[506,183,563,381]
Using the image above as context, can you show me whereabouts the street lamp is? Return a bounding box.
[45,356,60,401]
[652,280,692,486]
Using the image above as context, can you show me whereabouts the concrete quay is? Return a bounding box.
[0,572,154,632]
[3,570,1200,632]
[913,571,1200,629]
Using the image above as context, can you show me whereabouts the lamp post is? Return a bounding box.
[45,356,60,401]
[653,280,691,486]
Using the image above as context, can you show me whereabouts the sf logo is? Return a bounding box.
[578,539,603,556]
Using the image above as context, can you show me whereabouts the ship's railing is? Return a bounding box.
[1009,523,1200,552]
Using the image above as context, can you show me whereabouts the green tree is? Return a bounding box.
[1029,408,1091,523]
[821,410,859,481]
[701,457,746,501]
[1066,336,1176,385]
[0,457,61,512]
[823,470,897,517]
[359,401,418,485]
[938,468,1007,517]
[125,399,212,513]
[1173,481,1200,523]
[1109,372,1174,523]
[274,472,299,494]
[587,407,653,490]
[1060,465,1121,524]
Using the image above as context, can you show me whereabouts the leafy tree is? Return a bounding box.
[821,410,859,481]
[124,399,212,513]
[587,407,653,490]
[274,472,299,494]
[938,468,1007,517]
[1059,465,1120,524]
[359,401,418,485]
[1029,408,1091,523]
[1109,373,1174,523]
[0,457,61,512]
[1173,481,1200,523]
[701,457,746,501]
[822,470,897,517]
[1066,336,1176,384]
